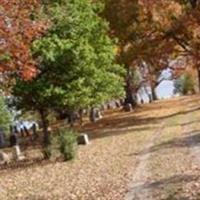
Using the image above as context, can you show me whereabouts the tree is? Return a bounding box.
[102,0,200,100]
[140,0,200,91]
[102,0,182,103]
[0,0,47,80]
[12,0,125,145]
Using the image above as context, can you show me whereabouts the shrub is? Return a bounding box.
[58,128,78,161]
[183,73,195,94]
[43,128,78,161]
[174,73,195,95]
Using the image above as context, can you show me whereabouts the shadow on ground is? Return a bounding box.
[135,131,200,156]
[81,104,200,140]
[0,157,63,172]
[131,174,200,200]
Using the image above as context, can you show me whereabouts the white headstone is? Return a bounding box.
[0,151,11,164]
[77,134,90,145]
[13,145,25,161]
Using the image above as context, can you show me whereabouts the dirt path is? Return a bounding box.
[125,96,200,200]
[125,122,165,200]
[182,107,200,167]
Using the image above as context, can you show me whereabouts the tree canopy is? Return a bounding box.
[0,0,47,80]
[12,0,125,143]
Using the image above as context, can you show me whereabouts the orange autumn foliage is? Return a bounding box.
[0,0,47,80]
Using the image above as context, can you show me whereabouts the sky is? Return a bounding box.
[137,68,177,103]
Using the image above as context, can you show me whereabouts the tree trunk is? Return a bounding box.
[124,87,137,107]
[39,109,49,146]
[89,107,97,122]
[78,109,83,126]
[124,68,137,108]
[68,110,76,127]
[151,86,157,101]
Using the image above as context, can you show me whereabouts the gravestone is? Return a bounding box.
[9,133,24,161]
[0,151,10,164]
[89,108,97,122]
[115,100,121,108]
[13,126,19,134]
[107,103,111,110]
[82,109,88,115]
[111,101,116,109]
[23,126,30,137]
[77,134,90,145]
[66,111,80,126]
[95,109,102,119]
[9,133,18,147]
[13,145,24,161]
[119,98,125,106]
[20,128,25,137]
[31,123,38,140]
[124,103,132,112]
[101,104,107,111]
[107,101,117,109]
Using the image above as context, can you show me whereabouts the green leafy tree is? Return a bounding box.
[12,0,125,145]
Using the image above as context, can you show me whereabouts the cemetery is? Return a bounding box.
[1,0,200,199]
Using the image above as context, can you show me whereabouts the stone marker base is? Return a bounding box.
[77,134,90,145]
[13,145,25,161]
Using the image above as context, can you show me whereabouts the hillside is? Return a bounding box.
[1,95,200,199]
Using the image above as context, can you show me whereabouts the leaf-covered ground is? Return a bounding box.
[1,95,200,200]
